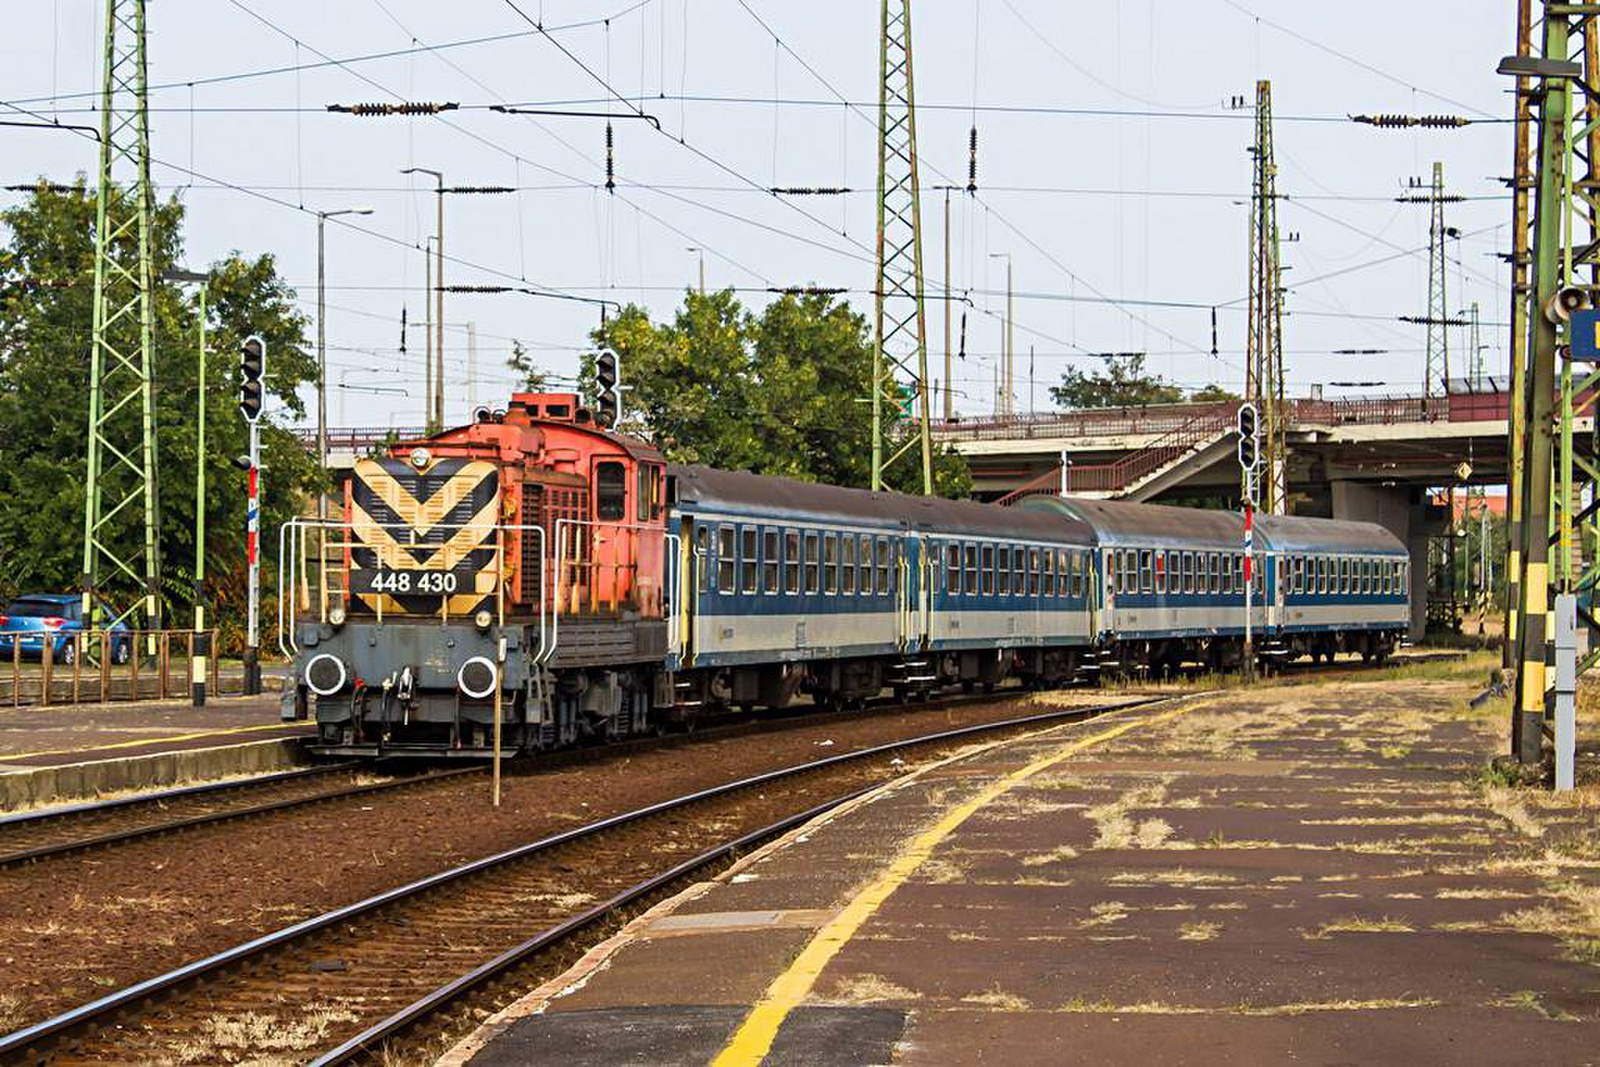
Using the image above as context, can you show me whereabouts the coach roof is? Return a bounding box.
[671,465,1094,544]
[1255,513,1406,555]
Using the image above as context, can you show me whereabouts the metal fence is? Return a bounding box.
[0,629,232,707]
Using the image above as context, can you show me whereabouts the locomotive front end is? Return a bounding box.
[284,449,526,754]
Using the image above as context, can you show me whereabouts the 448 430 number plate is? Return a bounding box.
[351,565,476,596]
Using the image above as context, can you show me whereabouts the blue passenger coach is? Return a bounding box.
[1256,513,1408,663]
[667,465,1096,710]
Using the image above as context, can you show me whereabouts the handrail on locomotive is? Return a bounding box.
[278,517,677,668]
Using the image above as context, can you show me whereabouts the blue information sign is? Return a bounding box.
[1571,308,1600,360]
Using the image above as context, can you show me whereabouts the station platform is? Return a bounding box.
[0,695,312,808]
[447,659,1600,1066]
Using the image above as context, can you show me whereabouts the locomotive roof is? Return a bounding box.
[671,465,1095,545]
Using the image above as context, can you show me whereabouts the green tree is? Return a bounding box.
[1189,383,1240,403]
[588,288,971,497]
[0,180,318,638]
[1050,352,1183,409]
[504,338,548,392]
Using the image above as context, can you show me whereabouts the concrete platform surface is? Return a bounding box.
[0,696,313,808]
[446,659,1600,1066]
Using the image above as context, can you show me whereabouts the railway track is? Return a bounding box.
[0,762,480,868]
[0,693,1176,1064]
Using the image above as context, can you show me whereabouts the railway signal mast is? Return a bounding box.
[1238,404,1261,683]
[239,336,265,696]
[1499,5,1600,790]
[595,349,621,428]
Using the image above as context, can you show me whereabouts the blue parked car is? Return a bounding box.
[0,594,132,666]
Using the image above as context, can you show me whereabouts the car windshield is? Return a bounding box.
[5,600,68,618]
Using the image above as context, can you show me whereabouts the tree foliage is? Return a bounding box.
[588,289,971,497]
[1188,383,1240,403]
[0,180,318,635]
[504,338,548,392]
[1050,352,1184,410]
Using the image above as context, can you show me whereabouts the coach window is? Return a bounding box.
[741,528,758,595]
[595,461,627,522]
[800,532,818,594]
[997,547,1011,596]
[878,538,893,595]
[717,526,736,594]
[841,535,857,595]
[981,544,996,596]
[1015,547,1027,597]
[1235,554,1245,594]
[963,543,977,597]
[1384,561,1393,595]
[947,543,962,595]
[1042,549,1055,596]
[694,527,709,592]
[784,532,801,594]
[826,534,842,595]
[859,537,874,596]
[762,530,780,594]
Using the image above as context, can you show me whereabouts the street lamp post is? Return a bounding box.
[686,246,705,294]
[316,208,373,523]
[988,253,1013,418]
[162,267,210,706]
[402,167,445,429]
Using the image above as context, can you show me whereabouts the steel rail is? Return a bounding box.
[0,764,480,868]
[309,788,870,1065]
[0,694,1169,1059]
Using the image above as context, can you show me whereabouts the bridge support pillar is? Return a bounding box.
[1331,480,1434,641]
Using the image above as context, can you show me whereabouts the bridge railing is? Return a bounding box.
[996,403,1239,504]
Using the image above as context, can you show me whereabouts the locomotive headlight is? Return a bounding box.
[304,652,348,697]
[328,605,347,628]
[457,656,498,699]
[473,608,493,631]
[409,446,431,469]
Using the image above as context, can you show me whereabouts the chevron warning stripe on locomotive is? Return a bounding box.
[346,455,500,618]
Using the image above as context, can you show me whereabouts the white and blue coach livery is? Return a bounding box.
[667,465,1098,711]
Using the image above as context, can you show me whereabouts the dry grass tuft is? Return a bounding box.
[1179,921,1222,941]
[1482,787,1544,839]
[961,987,1032,1012]
[174,1003,359,1062]
[830,974,921,1003]
[1305,915,1414,939]
[1108,869,1236,888]
[1495,990,1580,1022]
[1021,845,1079,868]
[0,994,24,1035]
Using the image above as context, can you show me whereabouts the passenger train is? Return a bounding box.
[280,392,1409,757]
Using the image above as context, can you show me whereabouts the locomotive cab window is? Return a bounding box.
[596,461,627,522]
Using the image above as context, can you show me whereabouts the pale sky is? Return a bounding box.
[2,1,1515,430]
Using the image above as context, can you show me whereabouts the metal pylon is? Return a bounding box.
[81,0,161,631]
[1510,3,1600,764]
[1424,162,1451,407]
[871,0,933,494]
[1243,80,1286,513]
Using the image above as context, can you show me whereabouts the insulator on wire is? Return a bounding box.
[770,187,851,196]
[1351,113,1469,129]
[327,101,459,116]
[605,123,615,193]
[966,126,978,194]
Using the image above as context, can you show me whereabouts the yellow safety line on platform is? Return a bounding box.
[710,696,1206,1067]
[0,721,309,764]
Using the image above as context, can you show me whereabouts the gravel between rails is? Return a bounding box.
[0,689,1126,1034]
[7,694,1165,1064]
